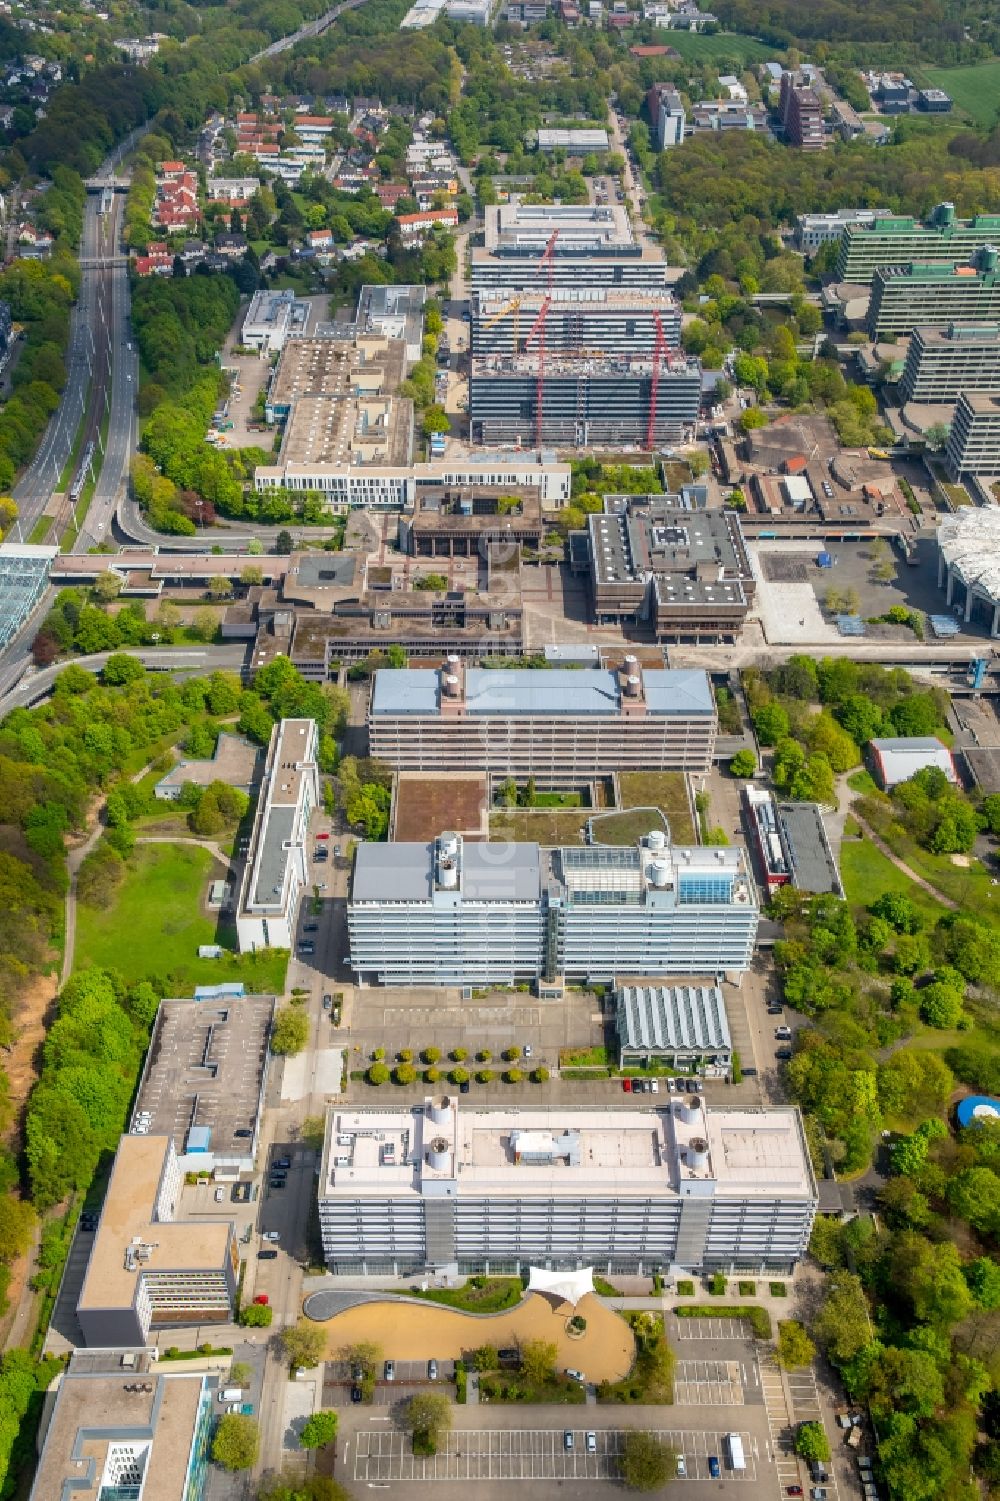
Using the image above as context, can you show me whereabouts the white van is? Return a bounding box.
[220,1388,243,1403]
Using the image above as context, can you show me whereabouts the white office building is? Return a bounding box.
[347,831,759,988]
[317,1094,818,1276]
[235,718,319,951]
[241,289,309,353]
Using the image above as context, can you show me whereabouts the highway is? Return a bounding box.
[251,0,373,60]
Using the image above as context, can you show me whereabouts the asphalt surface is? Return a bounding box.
[0,643,250,715]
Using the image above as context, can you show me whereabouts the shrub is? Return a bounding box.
[477,1069,494,1084]
[422,1046,441,1064]
[531,1066,550,1083]
[425,1066,440,1083]
[398,1048,413,1062]
[367,1062,390,1085]
[709,1272,726,1296]
[738,1280,756,1296]
[372,1046,385,1061]
[502,1046,520,1061]
[450,1066,469,1085]
[676,1279,695,1296]
[451,1046,467,1061]
[505,1067,522,1084]
[769,1281,787,1297]
[394,1062,417,1085]
[477,1048,492,1062]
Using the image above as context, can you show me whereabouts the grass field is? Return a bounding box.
[618,771,696,843]
[839,836,947,923]
[490,809,587,845]
[592,808,668,846]
[76,842,288,993]
[923,59,1000,126]
[664,31,777,63]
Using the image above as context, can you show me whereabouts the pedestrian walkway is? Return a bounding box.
[757,1352,800,1496]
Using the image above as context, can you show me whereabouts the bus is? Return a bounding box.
[726,1434,746,1471]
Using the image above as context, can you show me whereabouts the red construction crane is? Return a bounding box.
[523,295,551,450]
[538,228,559,295]
[646,310,669,452]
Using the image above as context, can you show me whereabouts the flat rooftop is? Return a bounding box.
[370,666,715,717]
[471,352,700,377]
[320,1099,814,1201]
[269,334,406,408]
[280,393,413,468]
[589,497,752,599]
[77,1136,231,1315]
[132,995,275,1155]
[351,839,542,903]
[31,1362,206,1501]
[392,772,489,842]
[289,592,523,658]
[246,718,316,911]
[474,287,678,316]
[485,202,634,252]
[155,732,260,795]
[775,801,843,896]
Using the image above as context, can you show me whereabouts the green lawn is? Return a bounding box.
[592,808,668,846]
[839,837,947,923]
[76,842,288,994]
[664,30,777,63]
[407,1277,522,1313]
[490,809,588,845]
[923,59,1000,126]
[618,772,696,844]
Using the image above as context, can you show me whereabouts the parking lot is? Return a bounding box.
[353,1428,759,1484]
[670,1317,754,1342]
[674,1360,744,1406]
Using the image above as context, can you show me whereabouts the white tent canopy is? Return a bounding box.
[526,1266,595,1307]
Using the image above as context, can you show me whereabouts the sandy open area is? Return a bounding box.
[318,1292,635,1382]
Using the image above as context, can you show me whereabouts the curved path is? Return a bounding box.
[849,812,958,911]
[309,1291,635,1383]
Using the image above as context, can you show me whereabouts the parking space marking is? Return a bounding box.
[674,1359,744,1406]
[757,1352,808,1497]
[353,1428,760,1483]
[785,1367,823,1423]
[671,1317,754,1341]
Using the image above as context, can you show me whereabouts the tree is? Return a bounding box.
[368,1062,389,1085]
[0,1197,34,1262]
[619,1431,676,1491]
[102,653,145,685]
[301,1115,326,1151]
[339,1341,382,1378]
[814,1271,871,1366]
[472,1344,499,1370]
[271,1009,309,1056]
[300,1410,338,1449]
[422,1047,441,1064]
[240,1302,273,1326]
[519,1339,557,1385]
[949,1167,1000,1234]
[230,1362,252,1386]
[192,606,219,642]
[777,1320,816,1370]
[212,1413,259,1471]
[870,892,922,934]
[919,979,965,1029]
[752,702,790,745]
[967,1256,1000,1309]
[794,1422,830,1463]
[282,1320,326,1370]
[93,571,122,602]
[729,749,756,778]
[276,530,294,555]
[394,1062,417,1085]
[404,1392,452,1454]
[240,565,264,586]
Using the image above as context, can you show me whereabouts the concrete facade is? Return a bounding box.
[235,718,319,952]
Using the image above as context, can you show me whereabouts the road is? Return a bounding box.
[251,0,374,60]
[0,643,249,715]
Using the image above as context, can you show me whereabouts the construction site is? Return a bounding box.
[468,224,701,450]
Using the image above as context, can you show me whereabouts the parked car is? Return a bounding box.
[298,942,315,955]
[565,1369,585,1383]
[269,1177,286,1189]
[384,1361,395,1381]
[586,1432,597,1453]
[351,1385,363,1403]
[775,1026,792,1040]
[776,1048,793,1061]
[786,1489,803,1497]
[428,1360,438,1380]
[742,1067,758,1077]
[258,1249,278,1260]
[709,1456,720,1478]
[231,1182,251,1202]
[262,1231,280,1242]
[676,1456,687,1478]
[214,1187,225,1202]
[460,1080,470,1094]
[323,994,333,1009]
[685,1078,700,1093]
[234,1128,252,1139]
[274,1158,291,1169]
[315,832,329,841]
[563,1431,574,1451]
[524,1044,532,1058]
[303,922,318,934]
[622,1078,631,1092]
[649,1079,659,1093]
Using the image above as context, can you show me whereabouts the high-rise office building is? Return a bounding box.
[866,248,1000,340]
[347,831,758,988]
[317,1094,817,1276]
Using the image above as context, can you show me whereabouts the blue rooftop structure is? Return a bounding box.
[957,1094,1000,1128]
[371,667,715,718]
